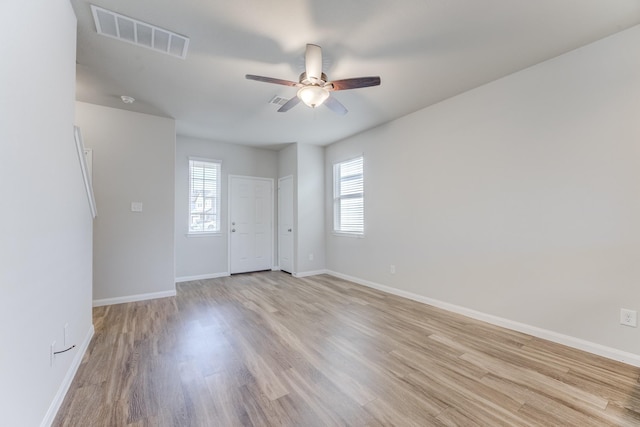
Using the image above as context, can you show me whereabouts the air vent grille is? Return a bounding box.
[91,5,189,59]
[269,95,290,106]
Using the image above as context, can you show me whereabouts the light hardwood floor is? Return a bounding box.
[54,272,640,426]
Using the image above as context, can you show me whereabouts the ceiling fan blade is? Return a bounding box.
[324,95,348,115]
[245,74,299,87]
[278,96,301,112]
[328,76,381,91]
[305,44,323,82]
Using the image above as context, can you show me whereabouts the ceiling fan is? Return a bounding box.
[246,44,381,115]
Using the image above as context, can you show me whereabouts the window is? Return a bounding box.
[189,159,220,233]
[333,156,364,234]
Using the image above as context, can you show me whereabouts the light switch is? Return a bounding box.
[131,202,143,212]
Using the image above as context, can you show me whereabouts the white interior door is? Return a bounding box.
[278,176,294,274]
[229,176,273,274]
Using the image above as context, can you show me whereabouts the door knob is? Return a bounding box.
[288,228,292,232]
[231,228,236,232]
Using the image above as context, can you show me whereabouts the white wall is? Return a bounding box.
[75,102,176,304]
[278,144,297,179]
[296,144,326,274]
[175,136,278,280]
[275,143,325,275]
[0,2,94,426]
[277,144,298,271]
[326,25,640,360]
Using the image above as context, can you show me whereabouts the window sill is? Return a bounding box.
[332,232,365,238]
[186,232,223,238]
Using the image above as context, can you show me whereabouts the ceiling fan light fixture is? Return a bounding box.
[297,85,329,108]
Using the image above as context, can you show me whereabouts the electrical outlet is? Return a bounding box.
[390,265,396,274]
[50,341,56,366]
[620,308,637,327]
[64,323,69,347]
[308,253,314,261]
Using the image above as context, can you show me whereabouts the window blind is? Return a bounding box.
[334,156,364,234]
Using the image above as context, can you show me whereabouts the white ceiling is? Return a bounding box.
[72,0,640,148]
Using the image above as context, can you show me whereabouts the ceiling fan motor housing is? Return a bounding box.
[299,71,328,86]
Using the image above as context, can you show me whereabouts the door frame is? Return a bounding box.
[278,175,295,274]
[227,175,275,274]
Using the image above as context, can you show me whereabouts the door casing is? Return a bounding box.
[278,175,294,274]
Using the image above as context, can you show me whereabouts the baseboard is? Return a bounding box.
[40,324,95,427]
[293,269,329,278]
[92,290,176,307]
[325,270,640,368]
[175,272,230,283]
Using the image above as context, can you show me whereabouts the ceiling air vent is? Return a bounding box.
[91,5,189,59]
[269,95,290,106]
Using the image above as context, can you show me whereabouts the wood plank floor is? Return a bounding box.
[54,272,640,426]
